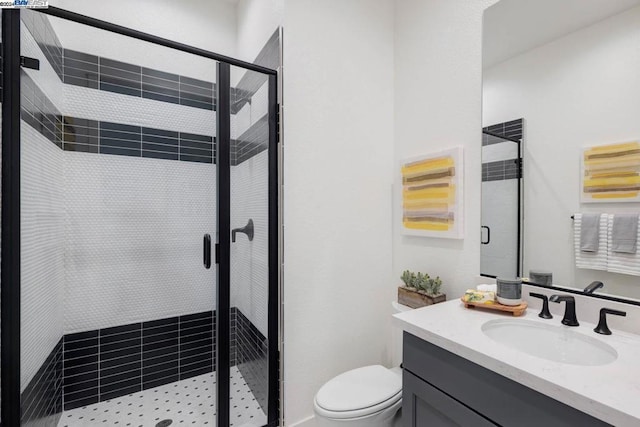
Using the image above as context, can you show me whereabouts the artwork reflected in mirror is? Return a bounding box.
[482,0,640,300]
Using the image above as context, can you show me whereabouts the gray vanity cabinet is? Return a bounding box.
[403,369,496,426]
[402,332,611,427]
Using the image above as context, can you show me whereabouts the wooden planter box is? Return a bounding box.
[398,286,446,309]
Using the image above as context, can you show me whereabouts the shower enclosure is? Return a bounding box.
[1,6,280,427]
[480,128,522,279]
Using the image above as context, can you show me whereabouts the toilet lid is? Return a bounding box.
[315,365,402,413]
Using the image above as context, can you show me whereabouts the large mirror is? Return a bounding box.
[482,0,640,301]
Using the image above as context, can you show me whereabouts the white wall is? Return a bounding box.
[483,5,640,299]
[236,0,283,63]
[283,0,395,424]
[394,0,498,303]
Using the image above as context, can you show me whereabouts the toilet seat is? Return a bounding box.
[314,390,402,420]
[314,365,402,420]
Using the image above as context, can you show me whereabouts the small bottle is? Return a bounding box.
[496,277,522,306]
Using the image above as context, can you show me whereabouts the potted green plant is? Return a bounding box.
[398,270,446,308]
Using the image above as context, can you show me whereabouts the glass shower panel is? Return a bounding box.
[0,10,3,422]
[227,64,272,427]
[19,9,64,426]
[19,11,218,426]
[481,132,521,278]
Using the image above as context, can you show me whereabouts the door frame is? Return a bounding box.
[1,9,24,424]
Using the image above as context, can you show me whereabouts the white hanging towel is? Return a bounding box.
[607,214,640,276]
[574,213,608,271]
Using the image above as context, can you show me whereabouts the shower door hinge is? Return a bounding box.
[215,243,220,264]
[276,106,281,144]
[20,56,40,70]
[518,158,523,178]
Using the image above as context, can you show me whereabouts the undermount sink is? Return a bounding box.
[481,319,618,366]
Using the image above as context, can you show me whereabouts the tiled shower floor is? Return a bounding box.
[58,367,266,427]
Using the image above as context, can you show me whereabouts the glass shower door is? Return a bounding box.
[480,132,521,278]
[218,63,278,427]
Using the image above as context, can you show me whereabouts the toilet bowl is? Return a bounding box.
[313,301,410,427]
[313,365,403,427]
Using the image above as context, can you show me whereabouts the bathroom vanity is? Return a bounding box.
[402,333,607,426]
[394,299,640,427]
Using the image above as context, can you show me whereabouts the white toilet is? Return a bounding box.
[313,302,411,427]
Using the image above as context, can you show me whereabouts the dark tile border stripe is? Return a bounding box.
[15,23,280,166]
[63,48,216,111]
[234,308,268,414]
[482,118,523,182]
[20,71,63,148]
[20,66,214,165]
[62,310,216,410]
[483,118,523,144]
[482,158,520,182]
[65,117,216,163]
[21,339,63,426]
[232,29,280,114]
[22,9,63,79]
[61,307,264,411]
[231,114,269,166]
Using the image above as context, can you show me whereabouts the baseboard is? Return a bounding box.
[288,415,316,427]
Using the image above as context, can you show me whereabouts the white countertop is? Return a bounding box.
[393,299,640,426]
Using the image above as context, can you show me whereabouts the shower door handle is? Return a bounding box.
[481,226,491,245]
[203,234,212,269]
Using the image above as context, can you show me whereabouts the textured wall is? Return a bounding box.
[20,14,65,392]
[21,124,65,392]
[230,150,269,337]
[63,152,216,333]
[230,67,271,337]
[63,85,216,137]
[46,12,220,333]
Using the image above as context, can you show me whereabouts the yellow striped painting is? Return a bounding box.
[582,142,640,202]
[401,147,463,238]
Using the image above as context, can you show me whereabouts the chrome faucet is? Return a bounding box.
[549,295,579,326]
[583,281,604,294]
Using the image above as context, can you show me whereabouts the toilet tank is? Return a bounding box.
[391,301,412,367]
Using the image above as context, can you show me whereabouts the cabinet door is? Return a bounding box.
[403,370,496,427]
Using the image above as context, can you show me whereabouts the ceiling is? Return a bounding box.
[483,0,640,69]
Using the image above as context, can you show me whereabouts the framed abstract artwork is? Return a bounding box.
[400,147,464,238]
[581,141,640,203]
